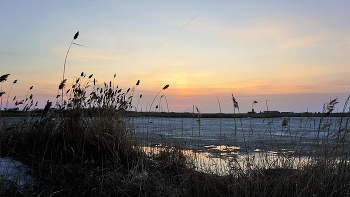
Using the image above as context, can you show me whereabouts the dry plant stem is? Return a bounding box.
[196,105,201,150]
[163,95,172,137]
[149,84,169,112]
[22,86,33,109]
[192,105,195,144]
[157,96,163,112]
[136,94,142,112]
[62,31,79,102]
[0,74,10,110]
[0,92,2,110]
[62,39,74,101]
[237,108,247,151]
[5,80,16,109]
[217,95,223,165]
[231,94,238,137]
[130,80,140,109]
[149,89,162,112]
[216,95,222,146]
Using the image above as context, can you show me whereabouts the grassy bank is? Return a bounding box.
[0,73,192,196]
[1,72,350,196]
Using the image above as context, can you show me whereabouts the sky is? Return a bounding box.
[1,1,350,113]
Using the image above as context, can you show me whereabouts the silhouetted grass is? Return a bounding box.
[2,72,350,196]
[1,53,350,196]
[0,73,193,196]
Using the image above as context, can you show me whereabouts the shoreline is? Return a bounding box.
[1,110,349,118]
[126,111,350,118]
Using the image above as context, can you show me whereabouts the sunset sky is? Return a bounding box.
[1,1,350,113]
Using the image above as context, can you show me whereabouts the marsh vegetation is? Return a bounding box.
[1,71,350,197]
[1,33,350,196]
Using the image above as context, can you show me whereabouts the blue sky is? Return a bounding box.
[1,1,350,113]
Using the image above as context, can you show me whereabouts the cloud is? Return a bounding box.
[199,18,327,50]
[277,33,325,50]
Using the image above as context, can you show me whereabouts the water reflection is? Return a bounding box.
[141,145,311,176]
[131,116,350,174]
[130,116,350,156]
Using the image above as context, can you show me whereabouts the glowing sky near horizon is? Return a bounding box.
[1,1,350,113]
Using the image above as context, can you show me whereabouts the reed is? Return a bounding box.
[0,73,192,196]
[5,79,17,109]
[0,74,10,110]
[1,71,350,196]
[149,84,169,112]
[1,32,350,195]
[60,31,83,102]
[129,94,350,196]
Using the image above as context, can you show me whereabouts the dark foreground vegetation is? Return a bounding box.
[2,24,350,195]
[1,72,350,197]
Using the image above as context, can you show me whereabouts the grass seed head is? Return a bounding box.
[59,79,67,90]
[195,105,200,113]
[0,74,10,83]
[41,100,52,119]
[163,84,169,90]
[231,94,239,109]
[325,97,339,116]
[74,31,79,39]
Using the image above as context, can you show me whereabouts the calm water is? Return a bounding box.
[2,115,349,156]
[2,115,350,174]
[129,116,350,156]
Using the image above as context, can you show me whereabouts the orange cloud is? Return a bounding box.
[198,18,327,51]
[277,33,325,50]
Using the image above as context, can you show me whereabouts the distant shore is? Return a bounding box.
[1,110,348,118]
[125,111,349,118]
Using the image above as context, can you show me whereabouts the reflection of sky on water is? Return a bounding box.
[130,116,350,156]
[141,146,312,176]
[2,116,349,157]
[2,116,348,175]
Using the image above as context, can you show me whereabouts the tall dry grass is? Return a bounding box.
[1,71,350,196]
[130,95,350,196]
[0,72,195,196]
[0,31,349,196]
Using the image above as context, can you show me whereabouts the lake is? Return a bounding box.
[129,115,350,157]
[2,115,349,175]
[2,115,349,157]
